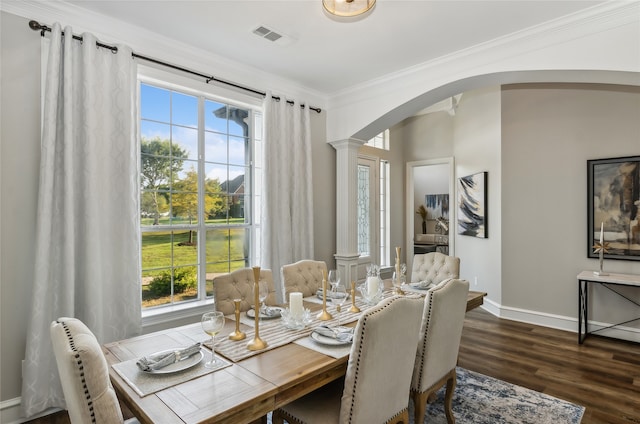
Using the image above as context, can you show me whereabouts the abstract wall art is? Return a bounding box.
[457,171,487,238]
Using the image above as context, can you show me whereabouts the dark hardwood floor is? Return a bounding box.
[457,309,640,424]
[26,308,640,423]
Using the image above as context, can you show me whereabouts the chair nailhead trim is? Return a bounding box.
[58,319,97,424]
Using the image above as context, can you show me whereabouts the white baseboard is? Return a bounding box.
[480,298,640,343]
[0,397,61,424]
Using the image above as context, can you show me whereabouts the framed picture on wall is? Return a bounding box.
[587,155,640,261]
[425,194,449,220]
[457,171,488,238]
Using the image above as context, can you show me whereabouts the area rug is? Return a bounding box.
[417,367,585,424]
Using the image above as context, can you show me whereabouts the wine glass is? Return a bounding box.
[331,282,347,327]
[256,280,269,315]
[201,311,225,368]
[328,269,340,293]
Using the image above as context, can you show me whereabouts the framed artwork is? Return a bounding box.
[458,171,487,238]
[587,155,640,261]
[425,194,449,220]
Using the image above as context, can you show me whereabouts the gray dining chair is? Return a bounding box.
[50,317,139,424]
[272,295,424,424]
[411,278,470,423]
[281,259,327,298]
[212,268,277,315]
[411,251,460,286]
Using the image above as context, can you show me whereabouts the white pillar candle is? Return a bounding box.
[366,276,379,297]
[289,292,303,319]
[600,222,604,243]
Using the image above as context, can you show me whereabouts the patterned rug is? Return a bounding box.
[266,367,585,423]
[418,367,585,424]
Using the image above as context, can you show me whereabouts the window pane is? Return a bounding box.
[141,121,171,142]
[206,228,249,270]
[205,131,227,163]
[229,136,248,166]
[172,92,198,128]
[205,162,227,186]
[357,164,371,256]
[205,101,228,133]
[172,126,198,160]
[141,84,170,122]
[204,193,226,222]
[141,232,198,307]
[228,107,250,137]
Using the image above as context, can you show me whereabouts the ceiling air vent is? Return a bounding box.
[252,25,284,43]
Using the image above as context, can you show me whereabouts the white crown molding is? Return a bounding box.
[0,0,328,108]
[328,0,639,104]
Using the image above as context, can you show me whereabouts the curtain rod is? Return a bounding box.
[28,20,322,113]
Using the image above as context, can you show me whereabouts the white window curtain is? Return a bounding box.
[21,23,141,418]
[261,93,314,303]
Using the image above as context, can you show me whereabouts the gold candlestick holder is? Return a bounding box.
[228,299,246,341]
[317,270,333,321]
[247,266,267,351]
[349,281,360,313]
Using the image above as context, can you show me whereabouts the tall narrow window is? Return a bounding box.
[140,82,260,309]
[357,164,371,256]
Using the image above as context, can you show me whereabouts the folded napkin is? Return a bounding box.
[136,342,202,372]
[315,325,354,342]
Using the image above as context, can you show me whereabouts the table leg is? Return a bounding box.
[578,280,588,344]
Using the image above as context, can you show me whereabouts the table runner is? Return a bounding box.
[215,294,382,362]
[112,354,232,397]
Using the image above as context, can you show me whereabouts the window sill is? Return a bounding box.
[142,299,216,330]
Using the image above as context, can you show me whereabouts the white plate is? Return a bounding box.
[142,350,204,374]
[310,329,353,346]
[409,282,434,290]
[316,290,350,301]
[246,306,283,320]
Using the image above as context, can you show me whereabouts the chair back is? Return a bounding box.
[411,252,460,285]
[412,278,470,393]
[340,295,424,423]
[50,317,125,424]
[281,260,327,298]
[213,268,276,315]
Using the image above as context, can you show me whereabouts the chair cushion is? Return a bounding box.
[281,260,327,298]
[50,318,124,424]
[411,252,460,285]
[213,268,276,315]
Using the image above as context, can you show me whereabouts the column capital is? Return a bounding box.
[329,138,366,150]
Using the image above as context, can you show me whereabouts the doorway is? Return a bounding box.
[405,158,455,279]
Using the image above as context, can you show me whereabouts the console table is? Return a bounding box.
[577,270,640,344]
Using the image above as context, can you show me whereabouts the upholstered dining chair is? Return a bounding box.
[411,251,460,286]
[212,268,277,315]
[411,278,470,424]
[50,317,140,424]
[272,295,424,424]
[281,259,327,298]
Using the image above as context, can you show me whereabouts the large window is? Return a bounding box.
[140,81,261,309]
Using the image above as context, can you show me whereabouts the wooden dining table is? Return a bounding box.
[104,289,486,424]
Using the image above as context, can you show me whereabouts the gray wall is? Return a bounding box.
[502,83,640,322]
[1,11,42,404]
[0,11,332,406]
[398,83,640,329]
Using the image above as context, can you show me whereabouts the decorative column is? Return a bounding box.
[329,138,365,286]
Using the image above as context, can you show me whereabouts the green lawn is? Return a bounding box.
[141,221,249,308]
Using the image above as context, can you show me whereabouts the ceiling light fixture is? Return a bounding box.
[322,0,376,19]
